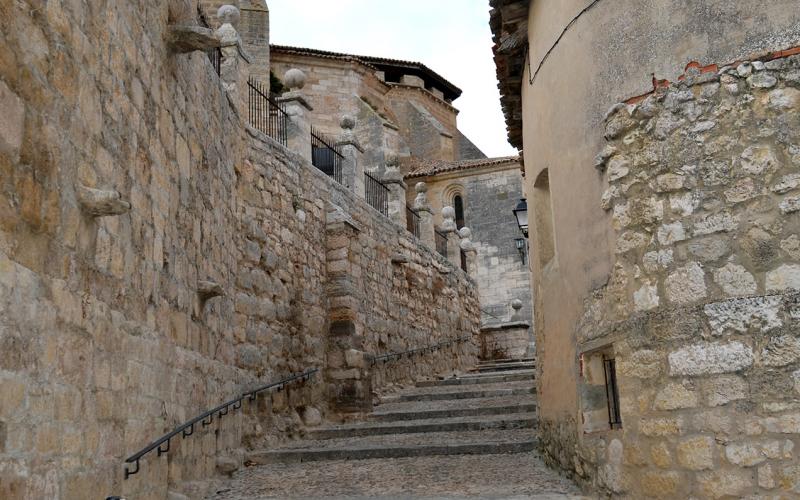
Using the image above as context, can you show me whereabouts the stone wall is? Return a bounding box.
[0,1,480,498]
[419,162,533,337]
[569,51,800,498]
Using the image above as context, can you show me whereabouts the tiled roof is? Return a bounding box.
[489,0,530,150]
[403,156,520,178]
[270,45,462,100]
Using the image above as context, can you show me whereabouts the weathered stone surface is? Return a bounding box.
[665,262,707,304]
[772,173,800,194]
[780,195,800,214]
[0,80,24,159]
[634,283,659,312]
[711,263,757,296]
[654,382,698,410]
[668,341,753,376]
[702,375,748,407]
[697,469,753,498]
[676,436,714,470]
[766,264,800,292]
[617,350,662,379]
[704,296,782,335]
[760,335,800,367]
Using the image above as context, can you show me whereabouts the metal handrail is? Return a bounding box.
[122,368,319,480]
[368,336,471,366]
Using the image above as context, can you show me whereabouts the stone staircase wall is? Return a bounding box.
[0,2,479,500]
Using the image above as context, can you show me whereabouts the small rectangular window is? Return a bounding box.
[603,357,622,429]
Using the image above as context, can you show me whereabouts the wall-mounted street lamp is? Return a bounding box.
[512,198,528,238]
[514,237,527,265]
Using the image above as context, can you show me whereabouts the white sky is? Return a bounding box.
[268,0,517,158]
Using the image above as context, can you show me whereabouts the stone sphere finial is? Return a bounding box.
[217,5,241,26]
[458,227,472,239]
[284,69,306,90]
[415,182,428,194]
[442,206,455,220]
[340,115,356,130]
[511,299,523,311]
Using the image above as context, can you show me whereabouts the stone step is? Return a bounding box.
[392,386,534,402]
[478,357,536,365]
[373,395,538,416]
[416,371,534,387]
[458,368,536,379]
[473,362,536,372]
[309,413,537,439]
[369,402,538,422]
[247,429,537,464]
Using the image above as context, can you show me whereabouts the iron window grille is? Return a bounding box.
[603,357,622,429]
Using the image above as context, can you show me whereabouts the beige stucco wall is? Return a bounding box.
[519,0,800,482]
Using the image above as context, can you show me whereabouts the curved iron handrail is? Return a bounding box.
[122,368,319,480]
[368,336,472,366]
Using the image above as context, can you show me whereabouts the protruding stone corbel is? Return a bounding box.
[198,280,224,302]
[77,185,131,217]
[167,25,221,53]
[390,253,409,265]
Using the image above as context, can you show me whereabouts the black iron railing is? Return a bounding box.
[460,249,468,272]
[406,206,421,238]
[311,126,344,184]
[365,171,389,216]
[369,336,471,366]
[435,229,448,257]
[604,358,622,429]
[248,78,288,146]
[198,9,221,77]
[121,369,318,480]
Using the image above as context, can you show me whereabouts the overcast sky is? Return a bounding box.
[268,0,517,158]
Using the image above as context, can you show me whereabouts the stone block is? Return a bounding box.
[704,296,782,335]
[640,471,680,497]
[654,382,698,410]
[668,341,753,376]
[766,264,800,291]
[665,262,707,304]
[697,469,753,498]
[702,375,747,407]
[676,436,714,470]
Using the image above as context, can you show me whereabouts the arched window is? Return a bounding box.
[454,195,465,229]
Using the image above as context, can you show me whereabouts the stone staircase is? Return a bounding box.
[247,358,538,465]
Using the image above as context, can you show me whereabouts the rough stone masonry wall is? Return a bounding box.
[0,1,479,499]
[569,51,800,498]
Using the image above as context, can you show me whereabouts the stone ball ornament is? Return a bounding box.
[284,68,307,90]
[458,227,472,239]
[511,299,523,311]
[415,182,428,194]
[217,4,241,25]
[442,206,456,220]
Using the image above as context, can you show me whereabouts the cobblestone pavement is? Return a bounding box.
[207,360,589,499]
[208,453,589,499]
